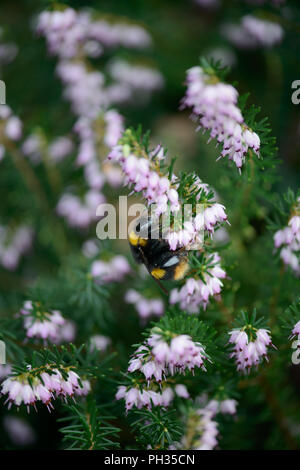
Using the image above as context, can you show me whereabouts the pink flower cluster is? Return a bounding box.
[56,190,105,229]
[36,9,151,59]
[57,61,107,120]
[1,368,90,411]
[125,289,164,322]
[206,397,238,415]
[290,321,300,343]
[91,255,131,283]
[170,253,226,313]
[182,66,260,170]
[222,15,284,50]
[228,327,275,373]
[274,205,300,276]
[108,144,180,216]
[189,407,219,450]
[0,224,33,271]
[75,109,124,190]
[20,301,75,343]
[116,383,189,411]
[22,133,74,164]
[37,7,159,194]
[173,399,220,451]
[128,332,208,382]
[107,59,164,105]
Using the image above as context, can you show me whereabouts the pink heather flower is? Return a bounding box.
[1,368,90,411]
[5,116,23,140]
[174,384,190,399]
[108,144,181,221]
[3,416,36,446]
[0,364,12,381]
[104,110,124,148]
[175,404,219,450]
[170,252,226,312]
[125,289,164,321]
[48,136,74,162]
[219,399,238,415]
[116,382,188,411]
[89,334,111,352]
[91,255,130,283]
[56,61,106,119]
[0,225,33,271]
[21,134,43,164]
[289,215,300,235]
[129,332,208,382]
[107,59,164,103]
[290,321,300,342]
[56,190,105,229]
[228,327,275,373]
[82,239,99,258]
[203,203,228,233]
[222,15,284,50]
[20,302,68,343]
[194,409,219,450]
[88,19,151,49]
[274,201,300,276]
[182,65,260,170]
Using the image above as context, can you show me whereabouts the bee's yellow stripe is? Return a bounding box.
[129,231,147,247]
[151,268,166,279]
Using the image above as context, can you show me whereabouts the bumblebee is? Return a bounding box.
[128,217,189,282]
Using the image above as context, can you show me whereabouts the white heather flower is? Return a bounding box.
[228,327,275,373]
[91,255,130,283]
[182,65,260,171]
